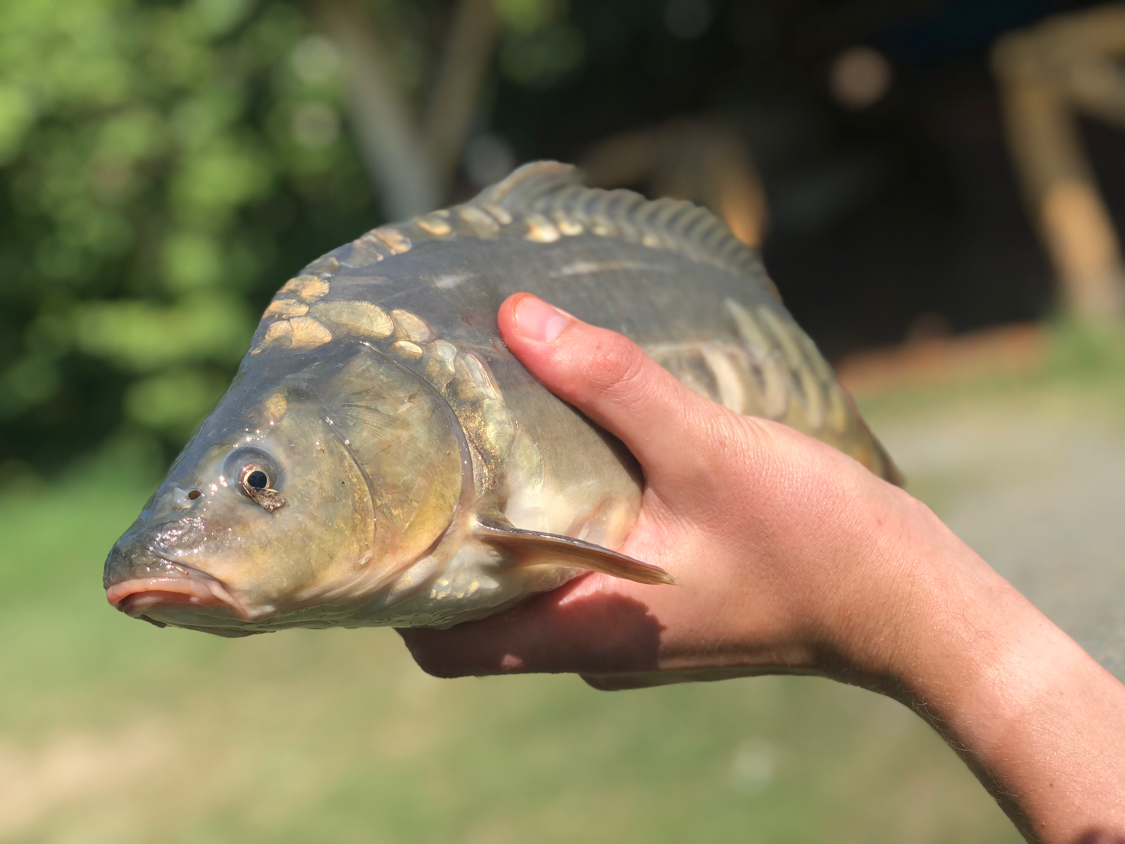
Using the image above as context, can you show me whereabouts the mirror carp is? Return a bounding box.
[103,162,900,637]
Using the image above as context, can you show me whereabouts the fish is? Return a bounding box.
[103,161,900,637]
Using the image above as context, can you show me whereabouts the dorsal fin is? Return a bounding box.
[476,160,583,206]
[473,162,779,299]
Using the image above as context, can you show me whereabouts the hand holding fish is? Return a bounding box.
[400,293,1125,842]
[401,291,925,686]
[99,161,1125,837]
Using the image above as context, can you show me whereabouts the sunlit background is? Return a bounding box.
[3,0,1125,840]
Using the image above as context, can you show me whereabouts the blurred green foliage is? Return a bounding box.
[0,0,610,481]
[496,0,584,90]
[0,0,380,475]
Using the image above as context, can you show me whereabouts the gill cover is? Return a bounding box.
[305,342,468,590]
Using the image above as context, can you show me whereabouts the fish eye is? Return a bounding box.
[224,448,286,512]
[238,464,274,495]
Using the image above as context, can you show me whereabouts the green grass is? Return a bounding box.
[16,330,1125,843]
[0,474,1018,843]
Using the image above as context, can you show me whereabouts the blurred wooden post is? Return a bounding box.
[580,120,769,247]
[703,131,769,248]
[993,9,1125,322]
[423,0,499,189]
[318,0,499,219]
[318,0,440,218]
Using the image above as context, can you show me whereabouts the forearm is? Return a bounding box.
[881,540,1125,840]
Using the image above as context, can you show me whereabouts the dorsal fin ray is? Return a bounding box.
[473,161,780,300]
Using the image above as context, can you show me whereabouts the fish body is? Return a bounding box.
[103,162,898,636]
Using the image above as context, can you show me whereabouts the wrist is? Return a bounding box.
[839,506,1125,836]
[791,488,990,692]
[834,498,1044,715]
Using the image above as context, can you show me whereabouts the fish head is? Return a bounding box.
[104,342,470,634]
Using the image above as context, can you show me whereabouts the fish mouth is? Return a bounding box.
[106,563,249,625]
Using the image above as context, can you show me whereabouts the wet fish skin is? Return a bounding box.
[103,162,899,636]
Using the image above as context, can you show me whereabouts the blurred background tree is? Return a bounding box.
[3,0,1122,479]
[0,0,384,473]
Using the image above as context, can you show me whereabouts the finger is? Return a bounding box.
[580,672,680,692]
[397,575,662,679]
[583,666,766,691]
[498,293,718,484]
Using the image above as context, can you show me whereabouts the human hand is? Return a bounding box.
[400,294,1125,838]
[399,293,968,692]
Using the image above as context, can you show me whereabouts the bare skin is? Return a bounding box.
[400,293,1125,842]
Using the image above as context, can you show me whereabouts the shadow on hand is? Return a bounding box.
[1074,831,1125,844]
[397,584,665,684]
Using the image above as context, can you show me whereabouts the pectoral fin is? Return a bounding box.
[473,515,675,586]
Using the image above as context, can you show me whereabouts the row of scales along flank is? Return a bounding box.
[250,162,843,495]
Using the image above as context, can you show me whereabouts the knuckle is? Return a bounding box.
[415,658,466,680]
[577,332,679,426]
[413,653,465,679]
[399,634,469,679]
[581,674,628,692]
[582,333,648,399]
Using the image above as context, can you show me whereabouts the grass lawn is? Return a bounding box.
[9,324,1122,843]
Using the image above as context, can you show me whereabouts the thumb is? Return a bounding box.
[498,293,716,485]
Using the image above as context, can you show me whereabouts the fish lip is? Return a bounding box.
[106,562,250,622]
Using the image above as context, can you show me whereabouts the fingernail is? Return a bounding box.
[514,295,571,343]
